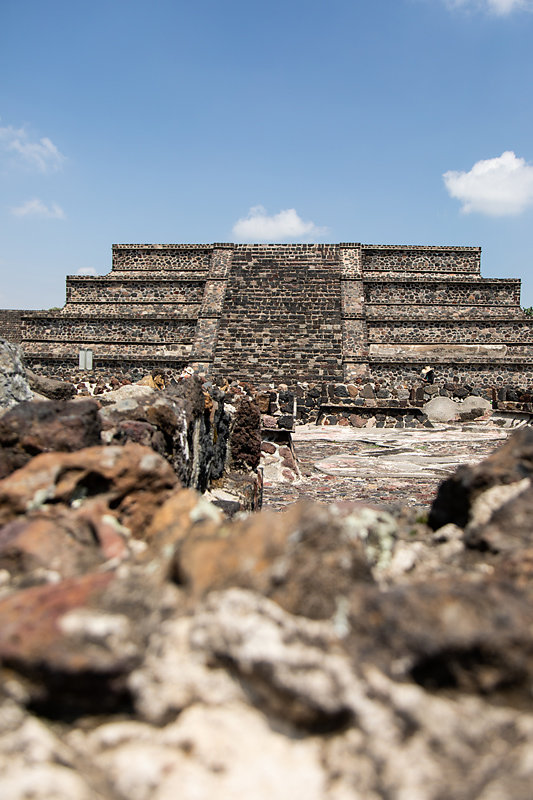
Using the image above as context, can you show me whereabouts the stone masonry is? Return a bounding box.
[0,310,24,344]
[17,242,533,387]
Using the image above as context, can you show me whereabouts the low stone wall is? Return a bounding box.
[367,361,533,387]
[66,277,206,303]
[362,245,481,273]
[364,279,520,304]
[112,244,212,271]
[367,320,533,344]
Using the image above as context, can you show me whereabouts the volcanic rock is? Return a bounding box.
[429,426,533,529]
[0,443,179,532]
[0,399,102,479]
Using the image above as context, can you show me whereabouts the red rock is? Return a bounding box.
[261,442,277,455]
[0,572,115,669]
[0,443,179,532]
[0,508,109,580]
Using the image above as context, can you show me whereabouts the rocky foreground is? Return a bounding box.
[2,344,533,797]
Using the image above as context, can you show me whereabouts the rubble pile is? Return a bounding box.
[3,337,533,797]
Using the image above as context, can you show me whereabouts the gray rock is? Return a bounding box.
[98,384,156,406]
[0,339,32,413]
[459,395,492,418]
[422,396,459,423]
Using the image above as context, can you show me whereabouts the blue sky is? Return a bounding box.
[1,0,533,309]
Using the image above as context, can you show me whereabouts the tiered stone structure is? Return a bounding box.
[19,242,533,387]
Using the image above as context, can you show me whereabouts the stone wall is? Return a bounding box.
[0,310,24,344]
[367,320,533,344]
[366,305,526,320]
[362,245,481,274]
[364,279,521,305]
[112,244,212,272]
[24,316,196,343]
[66,277,206,303]
[366,360,533,387]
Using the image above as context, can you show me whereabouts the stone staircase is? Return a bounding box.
[19,242,533,388]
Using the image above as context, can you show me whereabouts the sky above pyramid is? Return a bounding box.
[1,0,533,308]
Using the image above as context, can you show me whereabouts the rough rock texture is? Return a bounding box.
[0,399,102,479]
[0,339,32,412]
[458,394,493,419]
[25,369,76,401]
[0,443,179,531]
[429,425,533,529]
[3,427,533,797]
[99,377,231,494]
[228,398,261,471]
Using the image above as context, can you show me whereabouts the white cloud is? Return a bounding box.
[76,267,98,276]
[443,151,533,216]
[232,206,327,241]
[444,0,532,14]
[0,124,65,172]
[11,198,65,219]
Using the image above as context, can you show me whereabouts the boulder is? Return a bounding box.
[422,396,459,423]
[0,443,179,531]
[155,499,374,618]
[97,384,156,407]
[457,394,492,420]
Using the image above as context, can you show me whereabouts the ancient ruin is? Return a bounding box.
[5,241,532,387]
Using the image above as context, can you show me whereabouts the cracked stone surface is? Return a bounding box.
[263,421,510,511]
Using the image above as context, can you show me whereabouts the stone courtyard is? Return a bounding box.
[263,420,511,511]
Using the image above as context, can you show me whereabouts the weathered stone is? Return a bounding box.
[0,504,127,583]
[429,427,533,530]
[346,576,533,697]
[0,399,102,479]
[228,399,261,471]
[422,396,459,422]
[457,394,492,420]
[260,441,276,454]
[360,384,375,399]
[277,414,295,430]
[254,391,270,413]
[0,339,32,412]
[25,369,76,401]
[0,443,179,532]
[171,501,373,619]
[465,482,533,553]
